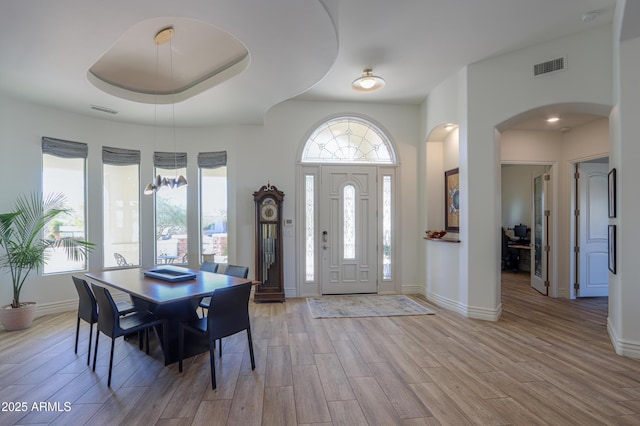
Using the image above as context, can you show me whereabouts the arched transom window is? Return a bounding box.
[302,116,395,164]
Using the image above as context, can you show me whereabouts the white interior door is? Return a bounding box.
[578,162,609,297]
[320,166,378,294]
[531,173,550,295]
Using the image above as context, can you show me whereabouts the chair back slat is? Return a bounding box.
[72,277,98,323]
[207,282,252,340]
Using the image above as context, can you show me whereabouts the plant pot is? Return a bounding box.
[1,302,37,331]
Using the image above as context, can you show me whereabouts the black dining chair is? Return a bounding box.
[198,261,220,315]
[199,264,248,316]
[201,261,219,273]
[72,277,136,365]
[179,281,255,389]
[91,283,164,387]
[223,264,249,279]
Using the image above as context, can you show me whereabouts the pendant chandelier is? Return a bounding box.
[144,27,187,195]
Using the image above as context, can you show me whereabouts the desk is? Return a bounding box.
[509,244,531,272]
[86,266,251,365]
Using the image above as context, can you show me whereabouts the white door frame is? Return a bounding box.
[531,171,551,295]
[501,161,559,297]
[570,156,610,299]
[296,164,398,297]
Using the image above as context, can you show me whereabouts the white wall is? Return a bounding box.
[609,0,640,358]
[0,94,422,314]
[421,70,468,314]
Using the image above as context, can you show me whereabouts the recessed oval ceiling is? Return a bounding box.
[88,17,249,104]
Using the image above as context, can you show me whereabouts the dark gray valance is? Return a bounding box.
[198,151,227,169]
[154,151,187,169]
[102,146,141,165]
[42,137,88,159]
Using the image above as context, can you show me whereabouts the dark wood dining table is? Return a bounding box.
[86,265,251,365]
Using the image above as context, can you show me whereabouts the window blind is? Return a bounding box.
[198,151,227,169]
[153,151,187,169]
[102,146,140,165]
[42,137,88,159]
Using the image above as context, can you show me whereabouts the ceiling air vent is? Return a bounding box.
[533,57,565,77]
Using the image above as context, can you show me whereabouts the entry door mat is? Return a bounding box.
[306,295,435,319]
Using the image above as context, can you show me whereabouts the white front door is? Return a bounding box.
[531,173,550,295]
[320,166,378,294]
[578,162,609,297]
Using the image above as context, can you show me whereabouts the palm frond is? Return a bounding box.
[0,192,94,308]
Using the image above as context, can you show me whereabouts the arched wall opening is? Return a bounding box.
[496,102,611,302]
[424,122,465,315]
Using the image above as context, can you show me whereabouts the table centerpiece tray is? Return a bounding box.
[144,267,197,283]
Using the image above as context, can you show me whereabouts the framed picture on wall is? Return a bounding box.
[608,168,616,218]
[445,168,460,232]
[608,225,616,274]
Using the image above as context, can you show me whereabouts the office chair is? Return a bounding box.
[501,228,520,272]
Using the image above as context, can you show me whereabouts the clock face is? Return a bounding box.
[260,198,278,221]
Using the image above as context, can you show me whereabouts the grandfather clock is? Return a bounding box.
[253,183,285,302]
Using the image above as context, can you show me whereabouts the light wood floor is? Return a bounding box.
[2,273,640,425]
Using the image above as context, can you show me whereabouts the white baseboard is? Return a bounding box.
[608,319,640,359]
[424,289,501,321]
[35,300,76,317]
[400,284,423,295]
[35,292,132,318]
[426,289,468,317]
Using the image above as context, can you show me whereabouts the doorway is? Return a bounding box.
[297,115,398,297]
[501,163,553,295]
[319,166,378,294]
[573,158,609,298]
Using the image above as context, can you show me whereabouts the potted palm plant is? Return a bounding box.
[0,192,94,331]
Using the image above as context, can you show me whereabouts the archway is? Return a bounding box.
[496,103,611,300]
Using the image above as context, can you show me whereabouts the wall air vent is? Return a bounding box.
[533,57,565,77]
[90,104,118,115]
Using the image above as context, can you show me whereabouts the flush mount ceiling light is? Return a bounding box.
[144,27,188,195]
[352,69,385,92]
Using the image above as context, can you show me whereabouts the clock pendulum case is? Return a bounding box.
[253,183,285,302]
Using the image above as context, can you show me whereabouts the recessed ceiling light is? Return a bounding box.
[352,69,385,92]
[547,117,560,123]
[445,124,456,131]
